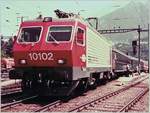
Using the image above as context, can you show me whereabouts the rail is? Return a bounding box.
[1,83,21,96]
[68,76,148,112]
[34,100,62,112]
[118,88,149,112]
[1,88,22,96]
[1,95,38,110]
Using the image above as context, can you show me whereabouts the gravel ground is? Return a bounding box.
[81,87,146,112]
[1,97,56,112]
[46,75,149,112]
[45,79,131,112]
[81,76,149,112]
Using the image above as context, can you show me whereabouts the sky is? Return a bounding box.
[0,0,148,36]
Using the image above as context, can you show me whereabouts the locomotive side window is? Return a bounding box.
[76,28,85,46]
[18,27,41,42]
[47,26,72,42]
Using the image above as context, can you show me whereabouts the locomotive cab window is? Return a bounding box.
[76,28,85,46]
[18,27,42,43]
[47,26,72,42]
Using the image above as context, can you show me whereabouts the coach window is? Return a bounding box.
[76,28,85,46]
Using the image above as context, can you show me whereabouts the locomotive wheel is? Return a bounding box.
[99,73,105,85]
[81,80,88,92]
[31,80,39,92]
[21,79,34,94]
[88,77,97,90]
[107,72,112,81]
[101,74,107,85]
[75,79,88,94]
[21,80,28,93]
[90,81,97,89]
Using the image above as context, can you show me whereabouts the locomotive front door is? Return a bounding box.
[75,24,86,68]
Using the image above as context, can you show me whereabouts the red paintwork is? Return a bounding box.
[1,58,14,69]
[13,20,85,68]
[72,22,86,68]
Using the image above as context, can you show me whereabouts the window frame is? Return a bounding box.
[46,25,74,43]
[17,26,43,44]
[76,27,85,46]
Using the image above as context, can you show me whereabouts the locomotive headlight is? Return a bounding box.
[19,59,27,65]
[57,59,66,65]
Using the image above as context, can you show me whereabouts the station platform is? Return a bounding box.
[1,79,21,87]
[115,72,148,86]
[1,73,148,87]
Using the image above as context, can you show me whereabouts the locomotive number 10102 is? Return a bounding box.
[29,52,54,61]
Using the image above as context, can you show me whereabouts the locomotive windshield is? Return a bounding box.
[18,27,42,42]
[47,26,72,42]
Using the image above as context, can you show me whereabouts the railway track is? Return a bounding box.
[128,91,149,112]
[1,95,61,112]
[34,100,62,112]
[1,80,23,105]
[1,75,148,112]
[118,88,148,112]
[1,92,27,106]
[31,75,149,112]
[34,75,149,112]
[68,76,149,112]
[1,88,22,96]
[1,95,38,111]
[1,83,21,96]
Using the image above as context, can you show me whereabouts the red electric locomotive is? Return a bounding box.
[9,13,114,96]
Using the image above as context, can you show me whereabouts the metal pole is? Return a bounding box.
[95,18,98,30]
[87,17,98,30]
[21,16,23,22]
[148,24,149,73]
[138,25,141,74]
